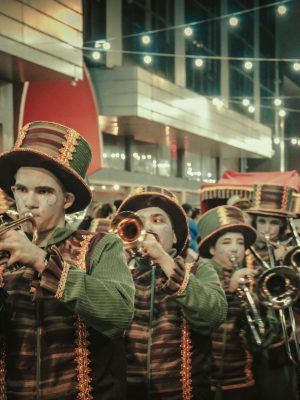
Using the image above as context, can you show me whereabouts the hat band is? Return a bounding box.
[15,123,80,168]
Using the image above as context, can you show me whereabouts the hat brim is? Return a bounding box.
[247,209,292,218]
[0,148,91,213]
[198,224,257,258]
[118,192,188,256]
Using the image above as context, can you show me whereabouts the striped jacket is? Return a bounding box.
[126,257,227,400]
[0,227,135,400]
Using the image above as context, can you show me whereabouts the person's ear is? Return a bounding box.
[64,192,75,210]
[209,246,215,257]
[173,231,177,244]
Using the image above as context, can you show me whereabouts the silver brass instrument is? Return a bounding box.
[230,255,265,346]
[283,217,300,268]
[250,236,300,365]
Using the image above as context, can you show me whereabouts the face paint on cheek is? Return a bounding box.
[46,194,58,206]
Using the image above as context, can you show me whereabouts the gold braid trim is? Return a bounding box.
[75,317,93,400]
[180,316,193,400]
[255,184,262,208]
[74,234,94,400]
[216,206,229,225]
[174,263,193,297]
[0,338,7,400]
[54,262,70,300]
[14,122,30,148]
[57,128,80,166]
[76,235,93,271]
[281,187,289,212]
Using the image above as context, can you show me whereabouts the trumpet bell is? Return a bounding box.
[257,266,300,309]
[110,211,146,250]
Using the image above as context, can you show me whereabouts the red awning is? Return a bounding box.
[218,169,300,191]
[200,169,300,213]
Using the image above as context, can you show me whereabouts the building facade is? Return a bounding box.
[84,0,275,205]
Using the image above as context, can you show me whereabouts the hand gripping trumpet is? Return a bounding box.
[230,255,265,347]
[0,211,38,266]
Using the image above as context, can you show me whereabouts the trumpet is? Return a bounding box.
[0,211,38,265]
[230,255,265,347]
[110,211,159,260]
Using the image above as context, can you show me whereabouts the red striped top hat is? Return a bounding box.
[0,121,92,213]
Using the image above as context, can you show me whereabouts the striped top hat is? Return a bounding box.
[118,186,189,256]
[291,193,300,217]
[198,205,256,258]
[0,121,92,213]
[248,184,295,217]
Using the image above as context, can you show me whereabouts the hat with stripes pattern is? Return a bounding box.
[0,121,92,213]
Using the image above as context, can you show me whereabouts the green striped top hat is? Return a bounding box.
[118,186,189,256]
[198,205,256,258]
[0,121,92,213]
[248,184,294,217]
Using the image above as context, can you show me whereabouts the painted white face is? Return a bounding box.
[210,231,245,268]
[136,206,176,253]
[12,167,74,235]
[256,215,283,241]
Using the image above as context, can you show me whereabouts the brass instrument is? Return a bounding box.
[110,211,160,261]
[283,217,300,268]
[0,211,38,264]
[251,237,300,365]
[230,255,265,346]
[110,211,146,253]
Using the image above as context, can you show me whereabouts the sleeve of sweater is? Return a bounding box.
[163,258,228,334]
[39,232,135,338]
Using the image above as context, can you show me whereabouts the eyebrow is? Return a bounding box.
[14,184,55,192]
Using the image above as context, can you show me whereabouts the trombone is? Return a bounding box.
[283,216,300,268]
[250,238,300,365]
[230,255,265,347]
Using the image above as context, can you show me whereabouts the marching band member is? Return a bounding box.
[0,121,135,400]
[115,186,227,400]
[247,184,294,265]
[198,205,258,400]
[247,184,299,400]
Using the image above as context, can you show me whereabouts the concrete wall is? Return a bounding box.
[0,0,83,80]
[91,66,273,158]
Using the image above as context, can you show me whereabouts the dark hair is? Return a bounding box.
[182,203,192,214]
[191,207,200,219]
[99,203,114,218]
[113,199,123,210]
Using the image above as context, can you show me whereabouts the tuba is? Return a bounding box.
[230,255,265,347]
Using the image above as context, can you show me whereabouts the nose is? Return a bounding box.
[230,241,239,253]
[24,191,38,209]
[144,219,153,232]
